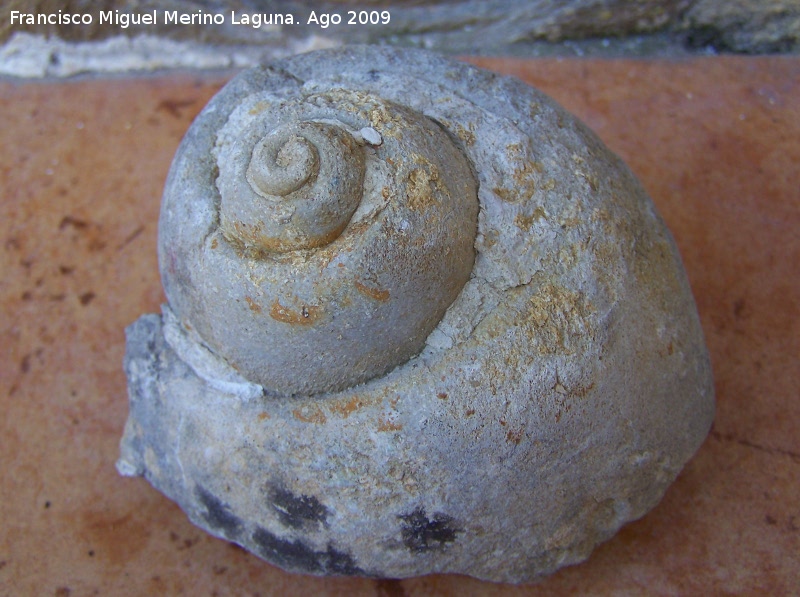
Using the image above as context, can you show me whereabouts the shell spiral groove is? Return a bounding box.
[247,127,319,198]
[223,120,367,253]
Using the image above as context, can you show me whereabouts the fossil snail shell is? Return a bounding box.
[125,46,716,582]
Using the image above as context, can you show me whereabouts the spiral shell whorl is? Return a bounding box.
[247,129,319,197]
[221,121,366,253]
[173,87,480,395]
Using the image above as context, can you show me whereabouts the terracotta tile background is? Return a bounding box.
[1,56,798,595]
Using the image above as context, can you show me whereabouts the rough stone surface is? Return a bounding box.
[0,32,269,77]
[116,47,715,583]
[2,0,799,67]
[0,1,693,46]
[683,0,800,54]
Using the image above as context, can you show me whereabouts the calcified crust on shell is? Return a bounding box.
[119,47,714,583]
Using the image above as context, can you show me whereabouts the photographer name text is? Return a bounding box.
[10,9,391,30]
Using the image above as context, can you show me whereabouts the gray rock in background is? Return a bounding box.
[3,0,691,46]
[682,0,800,54]
[1,0,798,76]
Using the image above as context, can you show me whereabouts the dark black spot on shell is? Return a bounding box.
[270,486,328,529]
[252,526,362,575]
[399,507,461,553]
[196,486,242,538]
